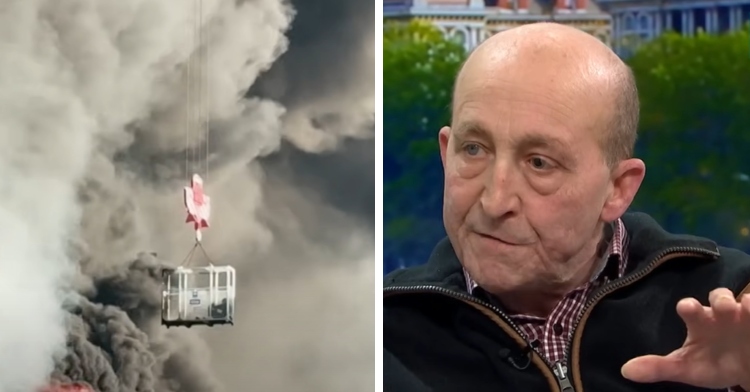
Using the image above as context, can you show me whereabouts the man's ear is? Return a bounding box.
[439,126,451,168]
[601,158,646,222]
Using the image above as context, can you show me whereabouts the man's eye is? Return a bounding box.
[464,144,482,156]
[529,156,552,170]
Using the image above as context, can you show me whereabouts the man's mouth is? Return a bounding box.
[477,232,521,246]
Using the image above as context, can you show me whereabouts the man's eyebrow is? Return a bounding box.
[453,121,489,138]
[516,133,571,153]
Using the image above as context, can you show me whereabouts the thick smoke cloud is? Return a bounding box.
[0,0,373,391]
[203,0,376,390]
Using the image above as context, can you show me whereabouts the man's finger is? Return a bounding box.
[676,298,710,329]
[708,288,739,323]
[621,354,683,383]
[708,288,734,304]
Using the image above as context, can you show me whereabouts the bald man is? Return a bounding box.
[384,23,750,392]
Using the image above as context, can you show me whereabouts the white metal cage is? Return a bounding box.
[161,264,236,327]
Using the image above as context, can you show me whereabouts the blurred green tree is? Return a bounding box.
[628,28,750,246]
[384,20,466,266]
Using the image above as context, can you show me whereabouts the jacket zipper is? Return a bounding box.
[565,246,718,391]
[384,246,719,392]
[552,362,574,391]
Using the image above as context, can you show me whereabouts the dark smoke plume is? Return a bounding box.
[0,0,373,391]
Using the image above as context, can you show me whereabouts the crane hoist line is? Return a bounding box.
[160,0,236,329]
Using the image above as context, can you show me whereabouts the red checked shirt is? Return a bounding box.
[463,219,740,392]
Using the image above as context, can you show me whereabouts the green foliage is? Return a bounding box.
[628,28,750,244]
[384,20,465,150]
[384,20,467,262]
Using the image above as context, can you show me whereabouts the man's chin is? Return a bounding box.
[464,256,531,285]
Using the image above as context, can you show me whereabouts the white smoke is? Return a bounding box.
[0,0,374,391]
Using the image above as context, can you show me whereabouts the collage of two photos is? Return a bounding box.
[3,0,750,390]
[383,1,750,392]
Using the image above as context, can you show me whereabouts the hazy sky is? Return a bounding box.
[0,0,374,391]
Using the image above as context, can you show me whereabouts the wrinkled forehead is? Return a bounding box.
[452,59,613,148]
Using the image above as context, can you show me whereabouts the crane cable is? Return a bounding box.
[185,0,210,184]
[182,0,211,267]
[180,241,215,267]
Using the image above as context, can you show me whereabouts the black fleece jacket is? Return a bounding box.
[384,212,750,392]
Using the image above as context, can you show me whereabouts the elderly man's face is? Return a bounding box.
[439,59,629,296]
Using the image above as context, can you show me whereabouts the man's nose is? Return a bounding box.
[479,162,520,218]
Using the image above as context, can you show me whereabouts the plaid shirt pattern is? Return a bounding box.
[464,219,629,364]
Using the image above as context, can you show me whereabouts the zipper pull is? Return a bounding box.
[553,362,576,392]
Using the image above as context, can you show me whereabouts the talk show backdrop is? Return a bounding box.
[383,20,750,275]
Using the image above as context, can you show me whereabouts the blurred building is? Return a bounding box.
[384,0,613,50]
[595,0,750,56]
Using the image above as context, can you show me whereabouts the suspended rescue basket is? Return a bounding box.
[161,243,236,328]
[160,0,235,329]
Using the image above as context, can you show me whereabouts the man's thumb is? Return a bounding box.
[621,355,680,383]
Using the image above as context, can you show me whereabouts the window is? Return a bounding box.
[452,29,467,46]
[624,14,636,30]
[694,8,707,33]
[742,5,750,25]
[717,7,731,32]
[638,14,650,30]
[670,10,683,33]
[657,12,669,33]
[619,12,652,51]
